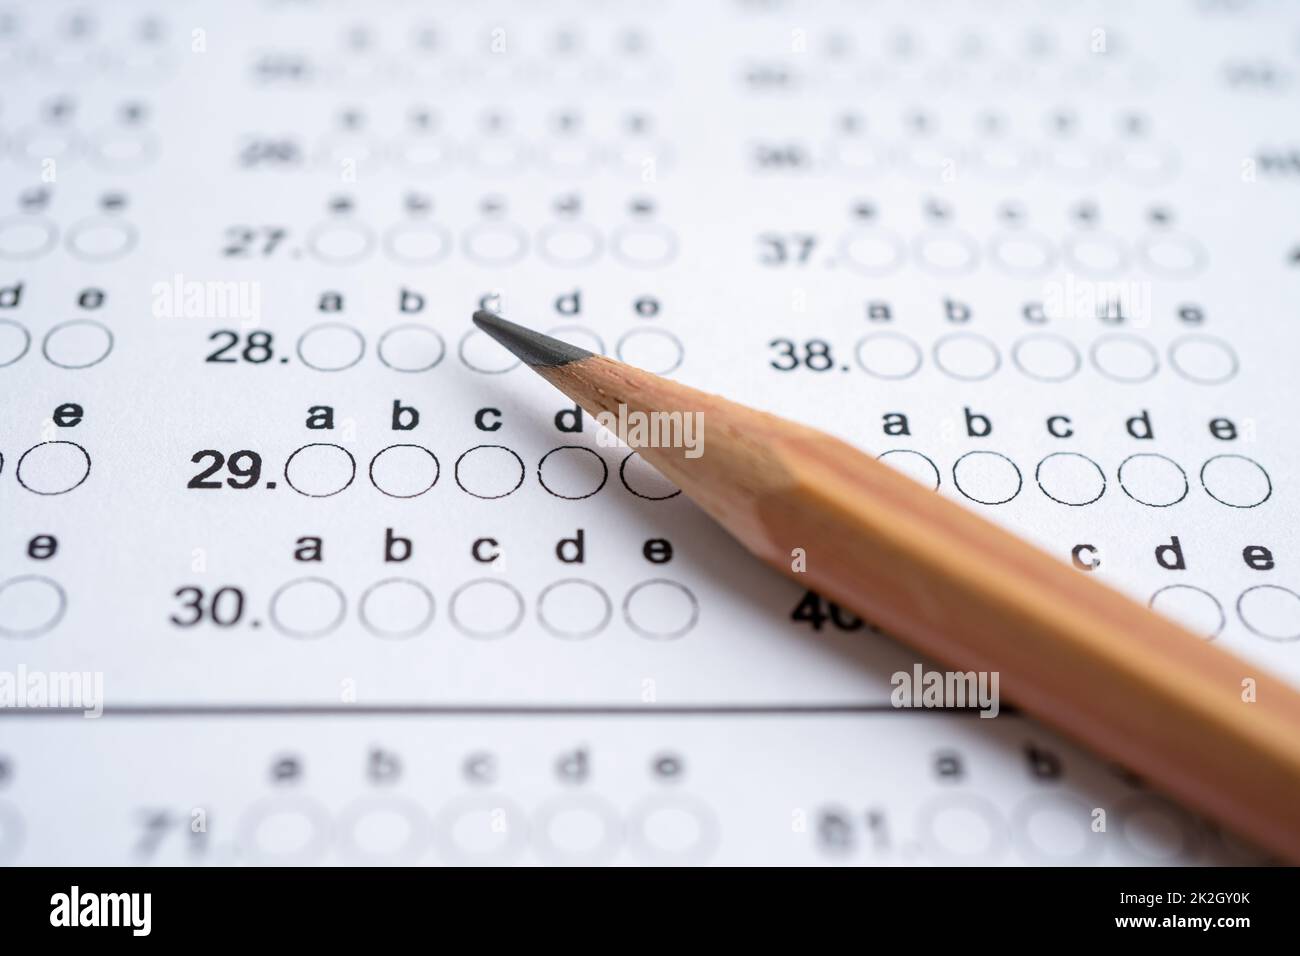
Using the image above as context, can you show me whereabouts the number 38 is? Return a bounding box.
[769,338,837,372]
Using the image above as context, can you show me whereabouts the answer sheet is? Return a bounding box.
[2,0,1297,864]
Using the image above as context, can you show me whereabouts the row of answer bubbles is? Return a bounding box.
[260,57,669,92]
[0,214,137,262]
[898,792,1215,865]
[307,218,677,269]
[0,318,114,369]
[855,331,1237,385]
[3,126,158,170]
[296,322,684,377]
[237,791,715,865]
[310,133,670,177]
[1150,583,1300,643]
[2,572,1283,648]
[268,576,699,642]
[0,574,700,643]
[837,227,1205,278]
[785,52,1160,96]
[285,443,679,502]
[879,449,1272,509]
[0,24,175,79]
[825,136,1177,185]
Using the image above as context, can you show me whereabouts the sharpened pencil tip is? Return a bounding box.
[472,310,594,368]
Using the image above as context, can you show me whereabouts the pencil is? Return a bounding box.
[472,309,1300,862]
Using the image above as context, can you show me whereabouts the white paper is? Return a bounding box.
[0,0,1294,865]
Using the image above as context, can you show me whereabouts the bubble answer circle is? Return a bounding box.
[1011,334,1081,382]
[1035,452,1106,506]
[16,441,91,495]
[623,579,699,640]
[269,577,347,638]
[284,443,357,497]
[1236,585,1300,642]
[1063,231,1128,276]
[434,795,527,863]
[1168,335,1238,385]
[0,215,57,260]
[932,333,1001,381]
[1012,794,1101,864]
[391,136,453,176]
[540,139,602,176]
[368,444,440,498]
[615,327,684,375]
[359,578,436,639]
[989,231,1055,277]
[610,223,678,268]
[377,324,445,373]
[238,797,332,864]
[0,576,67,638]
[952,451,1022,505]
[1089,335,1158,383]
[917,794,1007,863]
[837,227,905,275]
[537,446,608,499]
[314,134,381,171]
[901,141,963,180]
[383,221,452,265]
[41,320,114,369]
[66,218,138,262]
[974,140,1037,181]
[296,323,365,371]
[307,221,375,264]
[619,452,681,500]
[12,126,78,163]
[455,445,525,499]
[338,797,430,863]
[89,129,159,172]
[534,795,621,864]
[1119,143,1176,184]
[1149,585,1225,640]
[467,138,528,175]
[1138,233,1206,278]
[1199,454,1271,509]
[462,222,528,266]
[913,230,980,275]
[537,579,613,639]
[826,136,888,174]
[449,579,526,639]
[1048,143,1110,183]
[1118,453,1187,508]
[877,449,941,490]
[537,221,603,266]
[855,332,923,380]
[627,795,719,864]
[0,319,31,367]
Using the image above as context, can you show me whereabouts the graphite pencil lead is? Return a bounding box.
[472,310,594,368]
